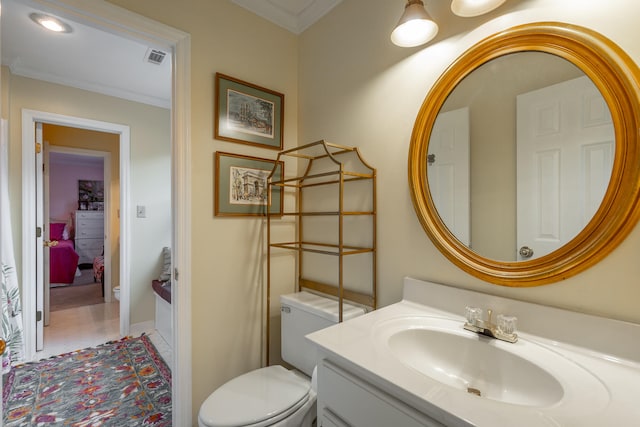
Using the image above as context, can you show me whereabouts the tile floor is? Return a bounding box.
[37,300,172,368]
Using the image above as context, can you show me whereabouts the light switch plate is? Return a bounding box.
[136,205,146,218]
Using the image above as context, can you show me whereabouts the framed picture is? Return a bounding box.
[215,151,284,217]
[78,180,104,210]
[214,73,284,150]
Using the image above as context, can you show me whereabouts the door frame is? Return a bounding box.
[17,1,192,425]
[23,111,129,348]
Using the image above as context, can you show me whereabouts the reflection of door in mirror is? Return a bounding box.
[434,51,607,262]
[517,76,613,260]
[428,107,470,246]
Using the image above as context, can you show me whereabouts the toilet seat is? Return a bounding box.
[198,365,312,427]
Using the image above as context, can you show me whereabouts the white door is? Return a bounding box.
[427,107,471,246]
[35,122,45,350]
[517,76,614,260]
[43,143,51,327]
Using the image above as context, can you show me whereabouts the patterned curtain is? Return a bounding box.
[2,264,24,373]
[1,119,25,373]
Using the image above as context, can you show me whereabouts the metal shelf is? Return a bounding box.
[277,211,375,217]
[270,241,375,256]
[265,140,377,365]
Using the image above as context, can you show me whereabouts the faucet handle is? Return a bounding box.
[465,306,482,325]
[497,314,517,335]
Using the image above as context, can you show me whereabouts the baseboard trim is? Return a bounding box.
[130,320,155,337]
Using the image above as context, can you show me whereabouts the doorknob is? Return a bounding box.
[43,240,59,248]
[0,338,6,356]
[519,246,534,259]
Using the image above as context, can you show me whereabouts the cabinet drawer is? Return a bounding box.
[76,211,104,220]
[76,239,103,251]
[75,222,103,238]
[319,360,444,427]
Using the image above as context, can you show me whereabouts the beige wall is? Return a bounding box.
[6,73,171,326]
[1,65,9,119]
[105,0,299,420]
[299,0,640,323]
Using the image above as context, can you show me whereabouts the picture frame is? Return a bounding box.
[215,151,284,217]
[214,73,284,150]
[78,180,104,210]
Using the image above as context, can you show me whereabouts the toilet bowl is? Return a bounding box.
[113,286,120,301]
[198,365,317,427]
[198,292,364,427]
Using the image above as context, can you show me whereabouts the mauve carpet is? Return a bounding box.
[2,335,172,426]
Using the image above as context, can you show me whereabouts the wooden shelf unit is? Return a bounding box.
[266,140,377,363]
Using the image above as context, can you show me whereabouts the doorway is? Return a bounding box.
[45,135,116,332]
[44,141,119,358]
[8,2,192,424]
[22,111,130,356]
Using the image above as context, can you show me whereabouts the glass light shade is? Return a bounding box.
[29,13,72,33]
[451,0,507,17]
[391,1,439,47]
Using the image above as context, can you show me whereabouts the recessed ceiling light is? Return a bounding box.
[29,12,73,33]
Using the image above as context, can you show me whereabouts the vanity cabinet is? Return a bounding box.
[265,140,377,363]
[75,210,104,264]
[317,359,445,427]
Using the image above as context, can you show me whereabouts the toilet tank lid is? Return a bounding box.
[280,291,365,322]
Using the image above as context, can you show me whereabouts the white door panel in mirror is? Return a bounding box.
[517,76,613,261]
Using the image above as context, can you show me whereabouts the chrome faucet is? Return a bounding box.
[464,306,518,343]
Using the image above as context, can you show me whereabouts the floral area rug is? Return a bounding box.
[2,335,171,426]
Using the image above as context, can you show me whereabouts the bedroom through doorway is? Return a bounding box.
[41,124,120,357]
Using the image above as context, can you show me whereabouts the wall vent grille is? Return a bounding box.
[145,48,167,65]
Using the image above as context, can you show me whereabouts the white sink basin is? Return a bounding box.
[375,316,609,408]
[388,327,562,406]
[307,278,638,426]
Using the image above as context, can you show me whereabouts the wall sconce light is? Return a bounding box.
[29,12,73,33]
[451,0,507,17]
[390,0,438,48]
[391,0,507,47]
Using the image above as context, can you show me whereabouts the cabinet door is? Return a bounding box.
[321,410,350,427]
[318,360,445,427]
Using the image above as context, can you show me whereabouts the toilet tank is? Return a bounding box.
[280,291,365,377]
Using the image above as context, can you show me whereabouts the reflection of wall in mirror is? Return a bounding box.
[437,52,584,261]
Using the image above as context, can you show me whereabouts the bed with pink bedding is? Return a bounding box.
[49,222,80,285]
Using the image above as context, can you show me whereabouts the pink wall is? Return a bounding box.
[49,157,104,221]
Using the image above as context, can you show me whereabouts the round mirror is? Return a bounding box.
[409,22,640,286]
[431,51,611,262]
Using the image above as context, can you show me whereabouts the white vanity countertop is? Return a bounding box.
[307,278,640,427]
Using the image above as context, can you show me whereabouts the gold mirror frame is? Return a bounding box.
[409,22,640,286]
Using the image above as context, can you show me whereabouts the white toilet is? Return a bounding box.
[198,291,365,427]
[113,286,120,301]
